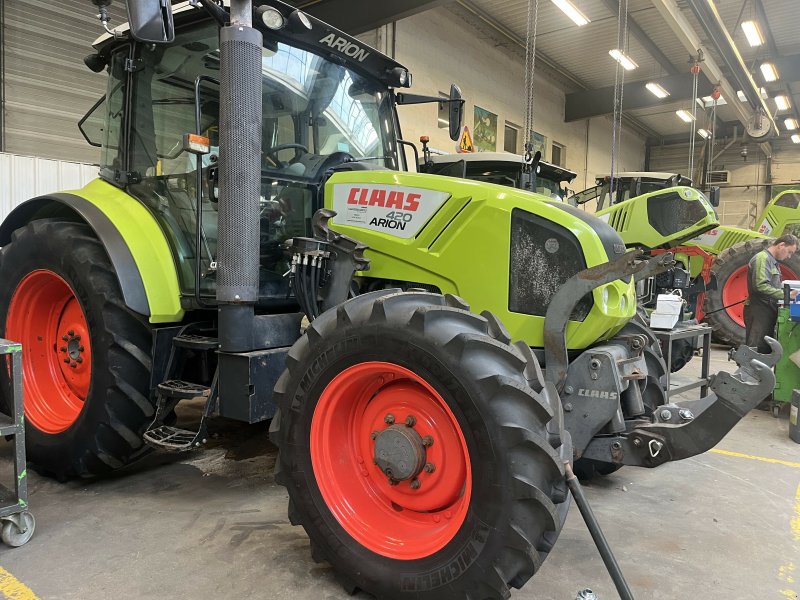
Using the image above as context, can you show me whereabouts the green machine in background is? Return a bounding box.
[772,289,800,417]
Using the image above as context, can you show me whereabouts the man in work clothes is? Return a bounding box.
[744,233,799,353]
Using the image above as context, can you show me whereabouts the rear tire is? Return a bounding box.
[704,239,800,346]
[0,220,155,479]
[271,290,569,599]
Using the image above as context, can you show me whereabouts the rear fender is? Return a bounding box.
[0,179,183,323]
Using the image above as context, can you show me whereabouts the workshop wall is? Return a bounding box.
[649,138,800,229]
[367,6,647,191]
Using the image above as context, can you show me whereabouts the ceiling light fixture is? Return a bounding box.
[792,134,800,144]
[609,49,638,70]
[676,109,695,123]
[697,129,711,139]
[736,90,748,102]
[760,87,769,99]
[785,118,798,130]
[551,0,590,26]
[741,20,764,47]
[645,82,670,98]
[774,95,791,111]
[760,62,779,82]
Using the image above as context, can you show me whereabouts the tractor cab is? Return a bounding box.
[78,1,458,309]
[570,172,696,212]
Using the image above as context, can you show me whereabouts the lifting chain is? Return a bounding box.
[687,55,702,180]
[522,0,540,170]
[609,0,629,199]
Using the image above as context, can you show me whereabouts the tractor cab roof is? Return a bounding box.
[424,152,577,184]
[93,0,412,90]
[594,172,693,185]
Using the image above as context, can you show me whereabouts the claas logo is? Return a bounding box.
[346,187,421,212]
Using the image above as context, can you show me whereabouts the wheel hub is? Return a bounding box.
[373,423,426,482]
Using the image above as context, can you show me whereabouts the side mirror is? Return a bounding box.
[448,84,464,142]
[708,186,721,207]
[125,0,175,44]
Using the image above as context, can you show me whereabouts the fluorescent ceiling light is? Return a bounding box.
[701,94,727,106]
[741,20,764,47]
[760,87,769,99]
[551,0,590,26]
[785,118,798,130]
[737,90,748,102]
[697,128,711,139]
[609,49,638,70]
[792,134,800,144]
[774,95,791,111]
[676,110,695,123]
[645,82,670,98]
[760,62,779,82]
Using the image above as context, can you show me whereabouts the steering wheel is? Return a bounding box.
[264,143,309,168]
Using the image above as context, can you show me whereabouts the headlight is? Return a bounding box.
[258,7,285,30]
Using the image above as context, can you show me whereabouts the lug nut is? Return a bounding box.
[410,479,421,490]
[384,414,395,425]
[63,358,70,364]
[422,435,434,447]
[370,431,379,440]
[70,362,77,368]
[68,330,74,336]
[75,357,83,363]
[60,347,67,353]
[74,335,81,341]
[424,462,436,473]
[78,346,84,352]
[62,335,69,341]
[405,415,416,427]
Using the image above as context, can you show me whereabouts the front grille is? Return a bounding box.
[509,208,592,320]
[647,192,708,237]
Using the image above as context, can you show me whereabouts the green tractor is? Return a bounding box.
[573,173,800,346]
[0,1,779,598]
[417,158,720,371]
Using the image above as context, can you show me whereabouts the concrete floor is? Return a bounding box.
[1,346,799,600]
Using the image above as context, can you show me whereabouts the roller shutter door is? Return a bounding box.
[2,0,125,163]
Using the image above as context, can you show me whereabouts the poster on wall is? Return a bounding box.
[528,131,547,159]
[473,106,497,152]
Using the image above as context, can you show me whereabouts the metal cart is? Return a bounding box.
[0,339,35,547]
[652,323,712,400]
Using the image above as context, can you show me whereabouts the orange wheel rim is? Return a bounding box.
[310,361,472,560]
[6,270,92,433]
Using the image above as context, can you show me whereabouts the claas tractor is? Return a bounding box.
[0,1,779,599]
[573,173,800,347]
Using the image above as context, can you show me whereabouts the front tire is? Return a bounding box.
[0,220,155,479]
[271,290,569,599]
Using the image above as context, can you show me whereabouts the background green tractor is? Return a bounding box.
[0,2,778,599]
[575,175,800,347]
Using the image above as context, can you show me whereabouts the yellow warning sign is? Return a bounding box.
[457,125,475,153]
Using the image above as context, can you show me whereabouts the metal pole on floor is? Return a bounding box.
[565,462,635,600]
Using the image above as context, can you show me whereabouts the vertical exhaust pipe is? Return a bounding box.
[216,1,262,352]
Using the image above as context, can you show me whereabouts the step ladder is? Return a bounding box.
[143,331,219,452]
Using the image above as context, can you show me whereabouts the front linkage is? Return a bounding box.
[543,249,779,470]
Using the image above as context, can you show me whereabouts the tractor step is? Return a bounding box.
[173,334,218,350]
[157,379,211,400]
[143,425,208,452]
